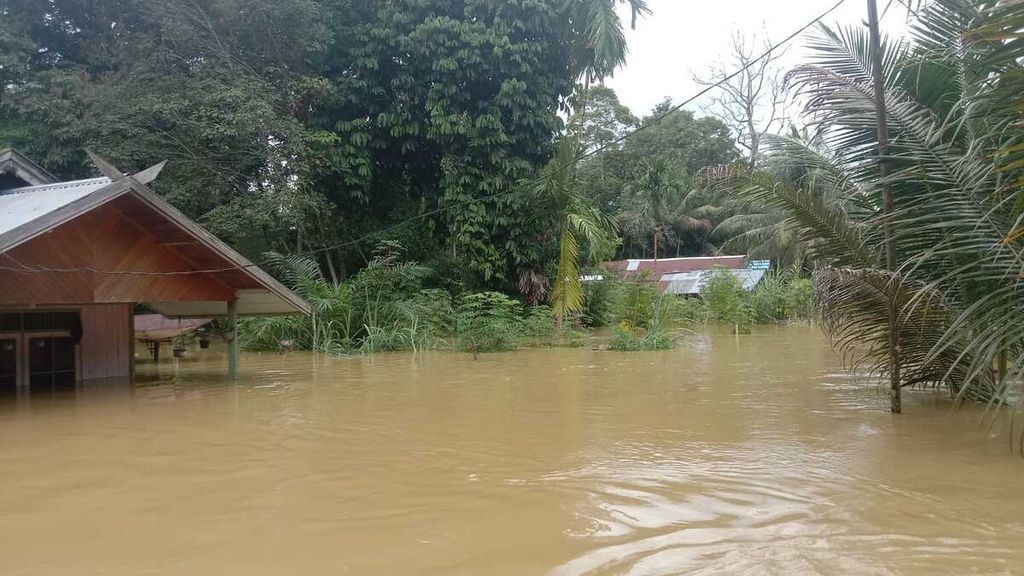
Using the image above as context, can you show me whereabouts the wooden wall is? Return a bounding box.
[0,203,235,306]
[79,304,132,381]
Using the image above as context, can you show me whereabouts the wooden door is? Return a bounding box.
[25,332,76,393]
[0,335,19,395]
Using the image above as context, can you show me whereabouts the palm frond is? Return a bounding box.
[551,227,584,317]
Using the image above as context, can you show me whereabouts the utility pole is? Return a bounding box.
[867,0,901,413]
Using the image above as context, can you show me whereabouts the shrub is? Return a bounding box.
[751,271,816,323]
[455,292,523,354]
[604,278,683,351]
[663,295,708,325]
[581,276,618,327]
[520,305,590,347]
[701,267,754,334]
[239,247,452,354]
[786,277,816,320]
[612,273,659,329]
[751,271,790,323]
[607,322,675,351]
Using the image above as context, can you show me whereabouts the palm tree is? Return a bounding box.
[526,138,617,325]
[713,0,1024,412]
[617,159,712,258]
[567,0,650,122]
[569,0,650,84]
[705,131,868,270]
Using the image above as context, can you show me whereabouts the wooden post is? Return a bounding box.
[227,299,239,380]
[867,0,901,413]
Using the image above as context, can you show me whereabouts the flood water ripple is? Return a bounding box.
[0,325,1022,575]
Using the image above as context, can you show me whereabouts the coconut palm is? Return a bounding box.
[567,0,650,123]
[706,131,871,269]
[713,0,1024,412]
[617,159,713,258]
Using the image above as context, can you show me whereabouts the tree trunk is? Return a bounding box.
[868,0,902,414]
[324,252,339,285]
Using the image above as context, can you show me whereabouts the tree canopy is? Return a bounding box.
[1,0,656,289]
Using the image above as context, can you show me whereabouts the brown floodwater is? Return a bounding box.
[0,325,1022,575]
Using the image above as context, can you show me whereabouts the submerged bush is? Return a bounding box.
[520,306,589,348]
[751,271,815,323]
[613,273,659,329]
[701,267,754,334]
[455,292,523,354]
[580,275,618,327]
[239,248,449,354]
[607,323,675,351]
[604,276,685,351]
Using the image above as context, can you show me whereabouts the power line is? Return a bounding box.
[579,0,849,161]
[0,264,262,276]
[1,0,851,277]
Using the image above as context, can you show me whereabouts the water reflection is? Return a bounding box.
[0,326,1021,575]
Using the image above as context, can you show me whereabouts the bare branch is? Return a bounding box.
[693,27,790,168]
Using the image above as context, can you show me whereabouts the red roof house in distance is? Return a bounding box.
[605,255,747,280]
[603,255,765,295]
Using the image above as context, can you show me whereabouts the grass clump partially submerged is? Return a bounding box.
[605,275,684,351]
[701,267,815,333]
[240,247,589,356]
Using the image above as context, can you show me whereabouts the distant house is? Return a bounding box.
[603,256,767,296]
[0,148,309,393]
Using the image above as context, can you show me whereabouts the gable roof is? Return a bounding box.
[0,148,58,188]
[0,165,310,317]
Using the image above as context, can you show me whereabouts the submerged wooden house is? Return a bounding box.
[0,148,309,393]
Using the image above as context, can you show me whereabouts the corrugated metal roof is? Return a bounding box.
[0,177,112,236]
[606,255,748,279]
[662,268,767,295]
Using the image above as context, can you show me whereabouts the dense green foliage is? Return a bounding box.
[700,268,754,334]
[455,292,523,354]
[0,0,761,319]
[751,272,815,323]
[0,0,654,293]
[240,249,450,353]
[577,98,738,259]
[240,251,587,355]
[606,277,679,351]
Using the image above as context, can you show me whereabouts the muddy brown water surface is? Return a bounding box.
[1,325,1023,575]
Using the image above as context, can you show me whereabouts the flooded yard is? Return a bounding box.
[0,325,1022,575]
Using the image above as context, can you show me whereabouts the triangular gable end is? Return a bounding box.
[0,148,59,190]
[0,172,309,316]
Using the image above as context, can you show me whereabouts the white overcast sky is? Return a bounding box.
[606,0,911,116]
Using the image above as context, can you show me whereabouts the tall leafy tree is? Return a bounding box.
[567,85,638,151]
[578,95,738,257]
[0,0,326,258]
[300,0,594,288]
